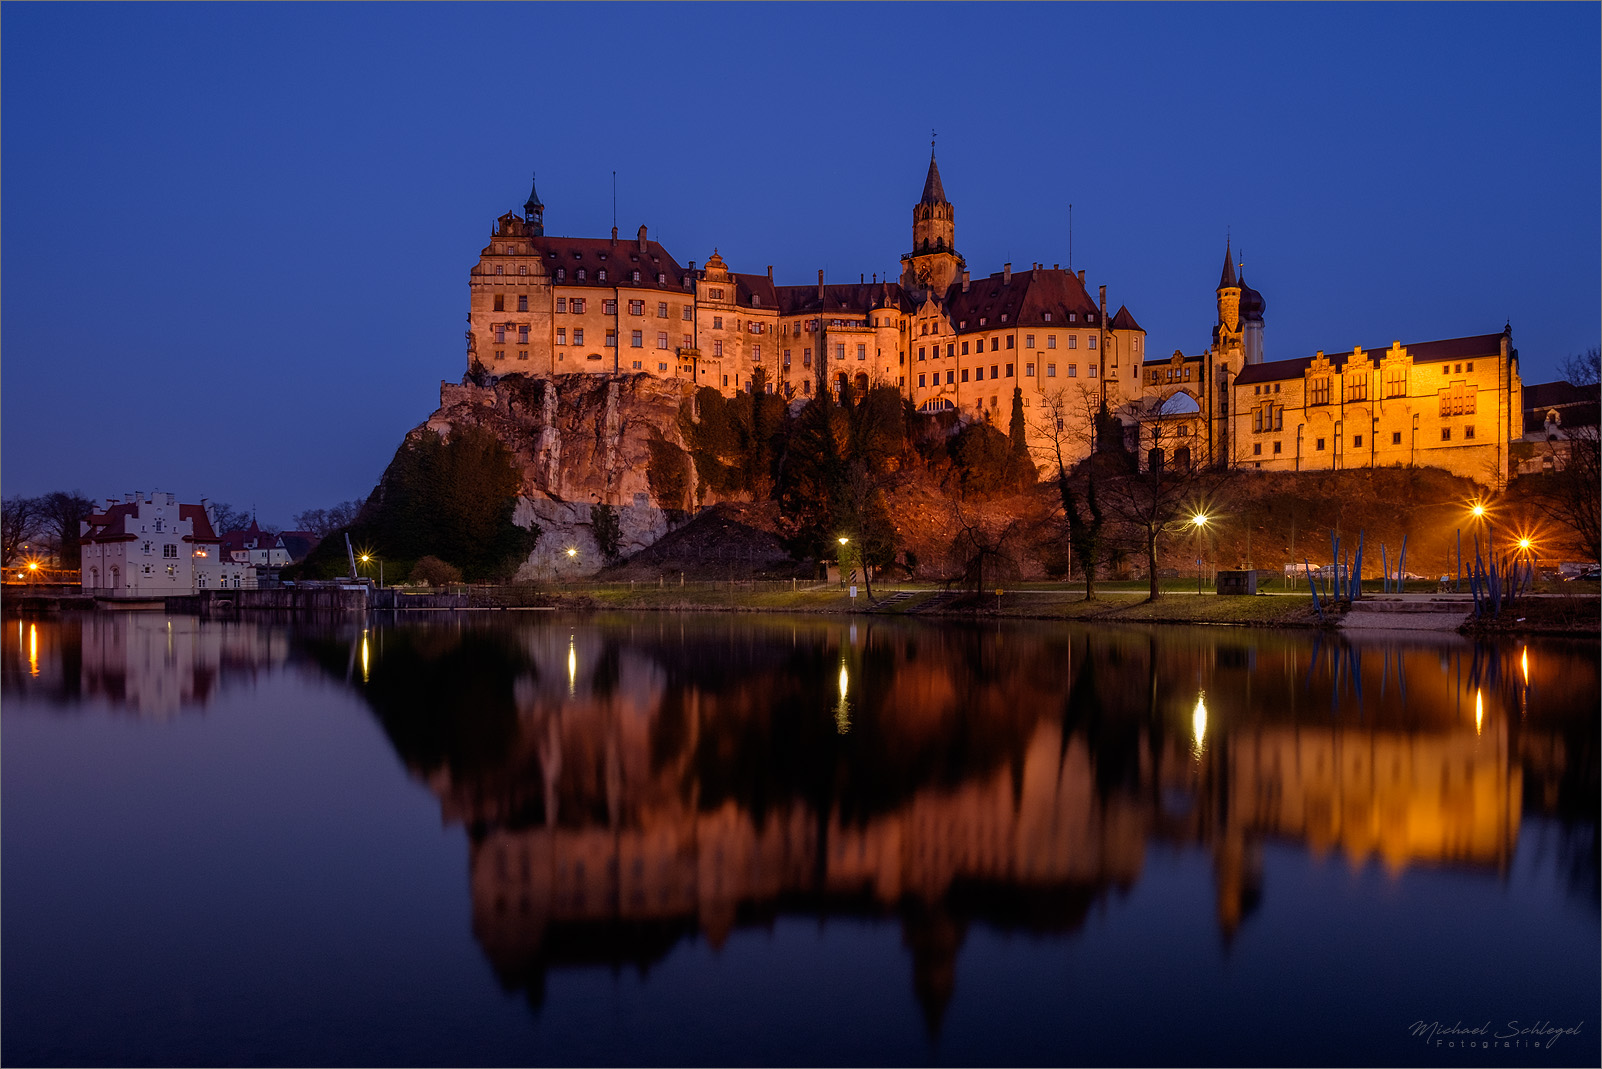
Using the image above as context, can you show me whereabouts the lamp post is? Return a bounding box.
[1191,511,1210,595]
[359,553,383,589]
[837,536,850,588]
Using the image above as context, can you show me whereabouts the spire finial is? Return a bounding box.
[931,127,937,154]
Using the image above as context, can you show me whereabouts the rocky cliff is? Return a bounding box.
[418,373,697,578]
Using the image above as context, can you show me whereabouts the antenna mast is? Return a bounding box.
[1068,204,1073,271]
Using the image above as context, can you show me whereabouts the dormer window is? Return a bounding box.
[1068,313,1077,322]
[959,320,966,329]
[1000,314,1008,322]
[657,273,666,284]
[556,268,565,281]
[1043,312,1053,322]
[577,269,587,281]
[598,269,607,282]
[979,317,986,326]
[1087,313,1096,323]
[751,295,760,306]
[632,270,640,282]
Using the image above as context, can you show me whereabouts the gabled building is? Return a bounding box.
[80,492,250,595]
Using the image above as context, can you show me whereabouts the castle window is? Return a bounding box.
[959,320,966,329]
[755,345,763,361]
[1044,313,1052,322]
[682,334,692,348]
[1068,313,1076,322]
[1274,383,1281,393]
[835,344,845,361]
[1006,336,1015,349]
[712,316,722,330]
[605,330,617,347]
[495,326,506,344]
[1069,364,1078,377]
[604,300,617,315]
[961,342,969,355]
[1001,314,1008,323]
[1088,336,1098,350]
[1005,364,1014,377]
[1465,425,1475,439]
[1254,443,1262,456]
[1068,336,1078,349]
[1354,435,1363,447]
[495,266,503,275]
[1309,376,1331,405]
[946,370,954,384]
[1393,431,1402,445]
[1454,363,1461,374]
[571,298,585,313]
[1047,364,1056,378]
[1254,385,1261,394]
[658,273,666,284]
[713,340,723,357]
[947,344,954,358]
[751,295,761,306]
[518,326,529,344]
[1345,376,1368,401]
[919,347,926,361]
[658,302,668,317]
[518,350,528,361]
[990,339,999,352]
[518,295,528,312]
[1441,427,1451,441]
[1273,441,1282,454]
[598,270,607,282]
[1466,362,1473,372]
[1315,438,1326,451]
[557,269,566,281]
[803,348,812,366]
[918,374,927,388]
[1047,336,1056,349]
[979,318,986,326]
[494,295,505,312]
[709,288,724,300]
[494,350,505,360]
[576,269,586,281]
[573,329,584,345]
[632,360,642,370]
[857,345,867,361]
[657,332,669,349]
[1026,334,1035,348]
[557,328,567,345]
[961,369,970,382]
[518,265,527,276]
[1384,364,1408,397]
[632,271,640,282]
[803,380,811,396]
[783,349,791,365]
[629,300,644,316]
[1087,313,1096,323]
[659,363,669,372]
[682,306,693,321]
[631,331,643,348]
[1254,410,1263,433]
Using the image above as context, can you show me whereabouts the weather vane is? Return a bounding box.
[931,127,936,151]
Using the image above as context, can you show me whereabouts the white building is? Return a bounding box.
[80,492,252,595]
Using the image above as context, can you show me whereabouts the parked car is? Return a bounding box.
[1565,566,1601,581]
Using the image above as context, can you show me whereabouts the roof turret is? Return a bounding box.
[524,172,543,215]
[1239,268,1266,322]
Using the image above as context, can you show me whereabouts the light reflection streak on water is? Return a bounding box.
[361,630,370,683]
[567,635,576,697]
[835,662,850,734]
[1192,691,1207,757]
[28,623,38,676]
[1475,688,1483,734]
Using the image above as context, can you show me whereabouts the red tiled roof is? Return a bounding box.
[79,502,140,545]
[943,267,1100,331]
[1233,333,1507,386]
[775,281,913,316]
[1109,305,1144,332]
[180,504,221,543]
[507,236,689,291]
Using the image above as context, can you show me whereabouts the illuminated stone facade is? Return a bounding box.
[464,160,1148,466]
[1137,245,1525,487]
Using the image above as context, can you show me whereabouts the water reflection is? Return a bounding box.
[292,616,1597,1025]
[3,613,290,717]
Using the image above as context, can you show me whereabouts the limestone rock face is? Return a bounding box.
[418,373,696,577]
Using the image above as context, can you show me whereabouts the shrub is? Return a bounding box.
[411,556,463,587]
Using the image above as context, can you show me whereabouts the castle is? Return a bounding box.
[465,156,1523,486]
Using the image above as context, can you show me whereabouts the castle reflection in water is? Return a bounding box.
[6,612,1595,1029]
[317,616,1595,1025]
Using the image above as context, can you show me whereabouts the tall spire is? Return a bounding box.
[523,171,545,234]
[1217,238,1237,290]
[920,150,947,206]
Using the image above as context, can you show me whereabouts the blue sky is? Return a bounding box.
[3,3,1597,525]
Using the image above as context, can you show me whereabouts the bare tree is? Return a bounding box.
[1560,346,1600,388]
[2,495,44,566]
[38,492,95,570]
[1038,385,1109,599]
[1099,398,1231,600]
[1533,423,1600,561]
[207,502,252,534]
[948,498,1024,605]
[293,500,364,537]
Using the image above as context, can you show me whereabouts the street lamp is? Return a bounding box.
[1191,512,1211,594]
[359,553,383,588]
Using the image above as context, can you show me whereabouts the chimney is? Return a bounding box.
[1003,262,1012,283]
[860,273,864,284]
[1053,263,1059,270]
[637,224,647,252]
[817,269,824,300]
[610,226,618,243]
[1077,269,1086,285]
[1032,264,1039,280]
[961,270,970,293]
[767,265,773,282]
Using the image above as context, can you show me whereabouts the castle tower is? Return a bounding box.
[523,172,545,236]
[1215,239,1241,348]
[900,150,964,297]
